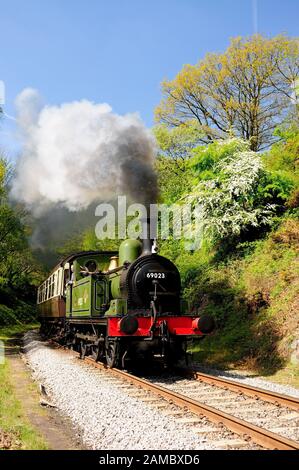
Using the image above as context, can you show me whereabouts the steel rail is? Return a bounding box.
[177,368,299,412]
[83,357,299,450]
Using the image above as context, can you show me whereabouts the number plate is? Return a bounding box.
[146,272,166,279]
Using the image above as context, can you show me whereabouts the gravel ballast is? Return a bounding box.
[23,332,220,450]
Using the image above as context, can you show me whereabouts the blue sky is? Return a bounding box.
[0,0,298,156]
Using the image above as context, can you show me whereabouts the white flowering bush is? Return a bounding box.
[185,143,276,242]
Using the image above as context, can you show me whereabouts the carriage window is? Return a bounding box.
[51,276,54,297]
[55,271,59,296]
[64,269,70,285]
[56,270,61,295]
[54,273,57,296]
[59,269,63,295]
[38,269,64,303]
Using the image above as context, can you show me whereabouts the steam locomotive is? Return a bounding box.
[38,221,215,368]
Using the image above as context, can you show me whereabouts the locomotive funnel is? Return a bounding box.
[140,214,157,255]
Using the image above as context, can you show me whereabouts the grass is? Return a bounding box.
[265,364,299,388]
[0,323,48,450]
[191,335,299,388]
[0,323,39,342]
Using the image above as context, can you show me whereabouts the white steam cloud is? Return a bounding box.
[11,89,157,215]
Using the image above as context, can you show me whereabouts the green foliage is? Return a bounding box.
[0,302,37,326]
[156,123,299,373]
[154,124,196,204]
[0,208,26,265]
[155,156,192,203]
[51,228,121,272]
[181,218,299,373]
[161,238,213,286]
[56,233,84,258]
[82,227,120,251]
[154,122,203,159]
[190,138,250,179]
[257,172,294,204]
[0,158,41,323]
[263,123,299,210]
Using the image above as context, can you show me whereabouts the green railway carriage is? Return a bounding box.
[38,250,118,321]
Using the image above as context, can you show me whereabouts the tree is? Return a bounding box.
[155,35,299,151]
[0,158,43,296]
[154,123,197,203]
[0,160,25,263]
[154,121,203,161]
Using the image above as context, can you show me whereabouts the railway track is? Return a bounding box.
[77,355,299,450]
[178,368,299,411]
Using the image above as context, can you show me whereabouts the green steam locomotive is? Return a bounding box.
[38,228,214,368]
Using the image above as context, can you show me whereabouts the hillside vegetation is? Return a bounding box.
[0,159,41,326]
[153,35,299,377]
[186,218,298,374]
[157,123,299,375]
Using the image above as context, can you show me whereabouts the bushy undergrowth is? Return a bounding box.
[175,218,299,373]
[0,301,37,326]
[0,158,44,325]
[157,126,299,374]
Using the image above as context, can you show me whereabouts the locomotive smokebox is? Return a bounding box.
[140,213,157,255]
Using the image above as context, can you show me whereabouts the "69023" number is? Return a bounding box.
[146,272,166,279]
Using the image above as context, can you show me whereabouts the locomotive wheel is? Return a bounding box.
[80,341,87,359]
[92,344,101,362]
[105,339,119,368]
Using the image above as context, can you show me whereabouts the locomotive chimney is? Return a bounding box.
[140,211,157,256]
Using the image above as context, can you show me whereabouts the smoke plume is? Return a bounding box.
[11,89,158,215]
